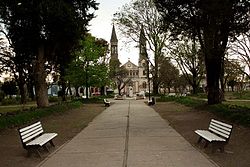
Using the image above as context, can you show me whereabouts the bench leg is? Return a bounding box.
[211,142,225,153]
[50,140,55,147]
[204,141,209,148]
[197,136,203,144]
[27,147,42,158]
[43,145,50,152]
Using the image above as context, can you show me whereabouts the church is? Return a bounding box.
[110,25,151,97]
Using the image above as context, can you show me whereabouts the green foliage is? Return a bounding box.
[189,93,207,99]
[170,39,204,94]
[66,34,110,89]
[0,90,5,102]
[1,97,20,105]
[155,0,250,104]
[208,104,250,126]
[159,57,180,91]
[0,101,83,129]
[0,0,99,107]
[232,91,250,99]
[158,96,205,107]
[1,80,18,97]
[48,96,59,103]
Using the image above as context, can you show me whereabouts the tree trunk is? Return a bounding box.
[202,18,228,105]
[61,77,67,101]
[205,54,222,104]
[100,86,105,95]
[34,44,49,107]
[75,86,79,97]
[16,69,27,104]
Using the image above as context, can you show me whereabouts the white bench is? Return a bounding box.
[195,119,233,152]
[18,121,58,157]
[103,98,110,107]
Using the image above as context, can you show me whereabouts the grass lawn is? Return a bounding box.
[223,100,250,108]
[0,102,37,114]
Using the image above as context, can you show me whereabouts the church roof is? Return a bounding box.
[110,24,118,43]
[122,59,138,69]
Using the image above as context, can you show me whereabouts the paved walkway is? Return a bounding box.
[38,100,218,167]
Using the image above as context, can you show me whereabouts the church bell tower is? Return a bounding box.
[110,24,119,60]
[138,25,147,67]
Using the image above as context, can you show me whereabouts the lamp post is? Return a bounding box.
[148,73,152,102]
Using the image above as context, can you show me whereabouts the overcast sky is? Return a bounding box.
[89,0,139,65]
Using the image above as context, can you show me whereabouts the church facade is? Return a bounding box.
[110,25,150,97]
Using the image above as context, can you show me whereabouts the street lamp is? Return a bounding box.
[148,73,152,103]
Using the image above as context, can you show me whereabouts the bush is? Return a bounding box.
[1,97,20,105]
[232,91,250,99]
[158,96,205,107]
[0,91,5,102]
[208,104,250,126]
[48,96,59,103]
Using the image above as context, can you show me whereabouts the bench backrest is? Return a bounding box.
[18,121,44,148]
[208,119,233,142]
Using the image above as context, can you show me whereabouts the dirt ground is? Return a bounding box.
[152,102,250,167]
[0,103,105,167]
[1,102,250,167]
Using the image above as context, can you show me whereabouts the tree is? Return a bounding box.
[159,57,179,93]
[228,31,250,79]
[113,0,169,95]
[0,0,98,107]
[222,58,244,95]
[155,0,250,104]
[66,34,110,98]
[170,39,204,94]
[1,79,18,98]
[109,59,131,96]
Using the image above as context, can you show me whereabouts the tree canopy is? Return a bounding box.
[154,0,250,104]
[65,34,110,97]
[0,0,98,106]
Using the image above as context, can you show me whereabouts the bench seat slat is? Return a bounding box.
[210,122,232,132]
[19,122,42,133]
[209,125,231,137]
[26,133,58,146]
[21,127,43,140]
[211,119,232,129]
[195,130,226,142]
[22,129,44,143]
[209,127,230,139]
[20,124,43,137]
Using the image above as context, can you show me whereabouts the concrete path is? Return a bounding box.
[38,100,218,167]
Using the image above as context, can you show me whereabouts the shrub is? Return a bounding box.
[1,97,20,105]
[48,96,59,103]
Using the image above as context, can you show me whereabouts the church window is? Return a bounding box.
[143,70,146,75]
[142,82,147,88]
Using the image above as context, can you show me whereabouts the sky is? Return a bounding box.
[89,0,139,65]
